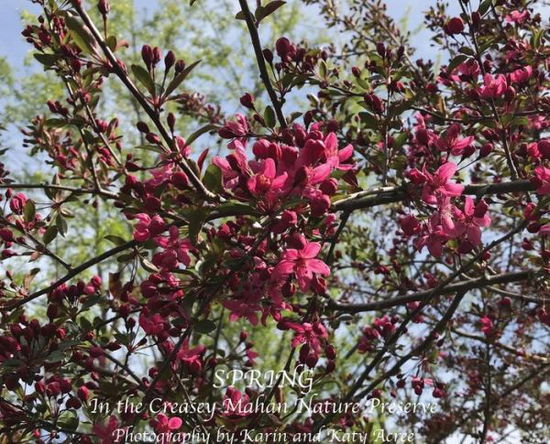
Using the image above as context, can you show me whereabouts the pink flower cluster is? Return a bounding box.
[404,162,491,256]
[214,119,354,214]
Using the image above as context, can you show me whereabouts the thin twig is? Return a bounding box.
[237,0,287,128]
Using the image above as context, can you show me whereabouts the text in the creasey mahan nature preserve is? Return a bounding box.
[91,368,436,443]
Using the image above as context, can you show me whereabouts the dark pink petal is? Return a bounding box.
[301,242,321,259]
[443,182,464,197]
[307,258,330,275]
[167,417,182,430]
[263,158,276,179]
[310,164,332,185]
[435,162,458,181]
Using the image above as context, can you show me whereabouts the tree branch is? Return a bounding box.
[3,240,137,310]
[332,179,535,212]
[237,0,287,128]
[327,271,531,313]
[71,2,216,200]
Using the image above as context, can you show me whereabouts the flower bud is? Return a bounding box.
[77,385,90,401]
[445,17,465,35]
[479,143,493,158]
[141,45,153,68]
[167,113,176,132]
[471,11,481,28]
[537,139,550,159]
[164,50,175,71]
[137,121,149,133]
[239,93,255,109]
[275,37,293,60]
[98,0,110,15]
[152,47,162,66]
[174,60,186,73]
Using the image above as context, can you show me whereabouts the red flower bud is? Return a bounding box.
[167,113,176,132]
[239,93,255,109]
[137,121,149,133]
[141,45,153,68]
[77,385,90,401]
[98,0,110,15]
[164,50,175,71]
[174,60,186,73]
[445,17,465,35]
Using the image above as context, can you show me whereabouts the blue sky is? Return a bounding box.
[0,0,461,70]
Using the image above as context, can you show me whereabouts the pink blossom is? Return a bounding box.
[323,133,354,170]
[509,66,533,84]
[139,313,166,336]
[247,158,288,196]
[219,114,249,139]
[224,299,262,325]
[479,74,507,99]
[399,215,421,236]
[176,341,205,375]
[455,197,491,248]
[272,240,330,291]
[532,166,550,195]
[153,414,183,433]
[434,124,475,156]
[480,316,494,336]
[415,220,450,257]
[278,320,328,351]
[92,416,121,443]
[153,225,193,269]
[505,10,529,23]
[9,193,28,215]
[222,387,252,418]
[133,214,167,241]
[421,162,464,205]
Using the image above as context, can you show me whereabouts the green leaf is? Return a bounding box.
[195,319,216,334]
[256,1,286,23]
[447,54,468,73]
[181,207,209,244]
[478,0,493,16]
[164,60,201,98]
[358,112,379,130]
[65,15,97,55]
[203,164,223,194]
[57,410,79,431]
[319,59,327,78]
[135,144,164,154]
[2,359,23,369]
[214,201,256,218]
[186,124,217,146]
[140,257,160,273]
[104,235,127,246]
[131,64,156,96]
[43,226,58,245]
[45,350,65,363]
[263,105,276,128]
[33,53,61,67]
[46,118,68,128]
[106,35,117,51]
[23,200,36,223]
[55,214,68,237]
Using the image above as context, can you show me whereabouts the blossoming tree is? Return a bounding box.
[0,0,548,442]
